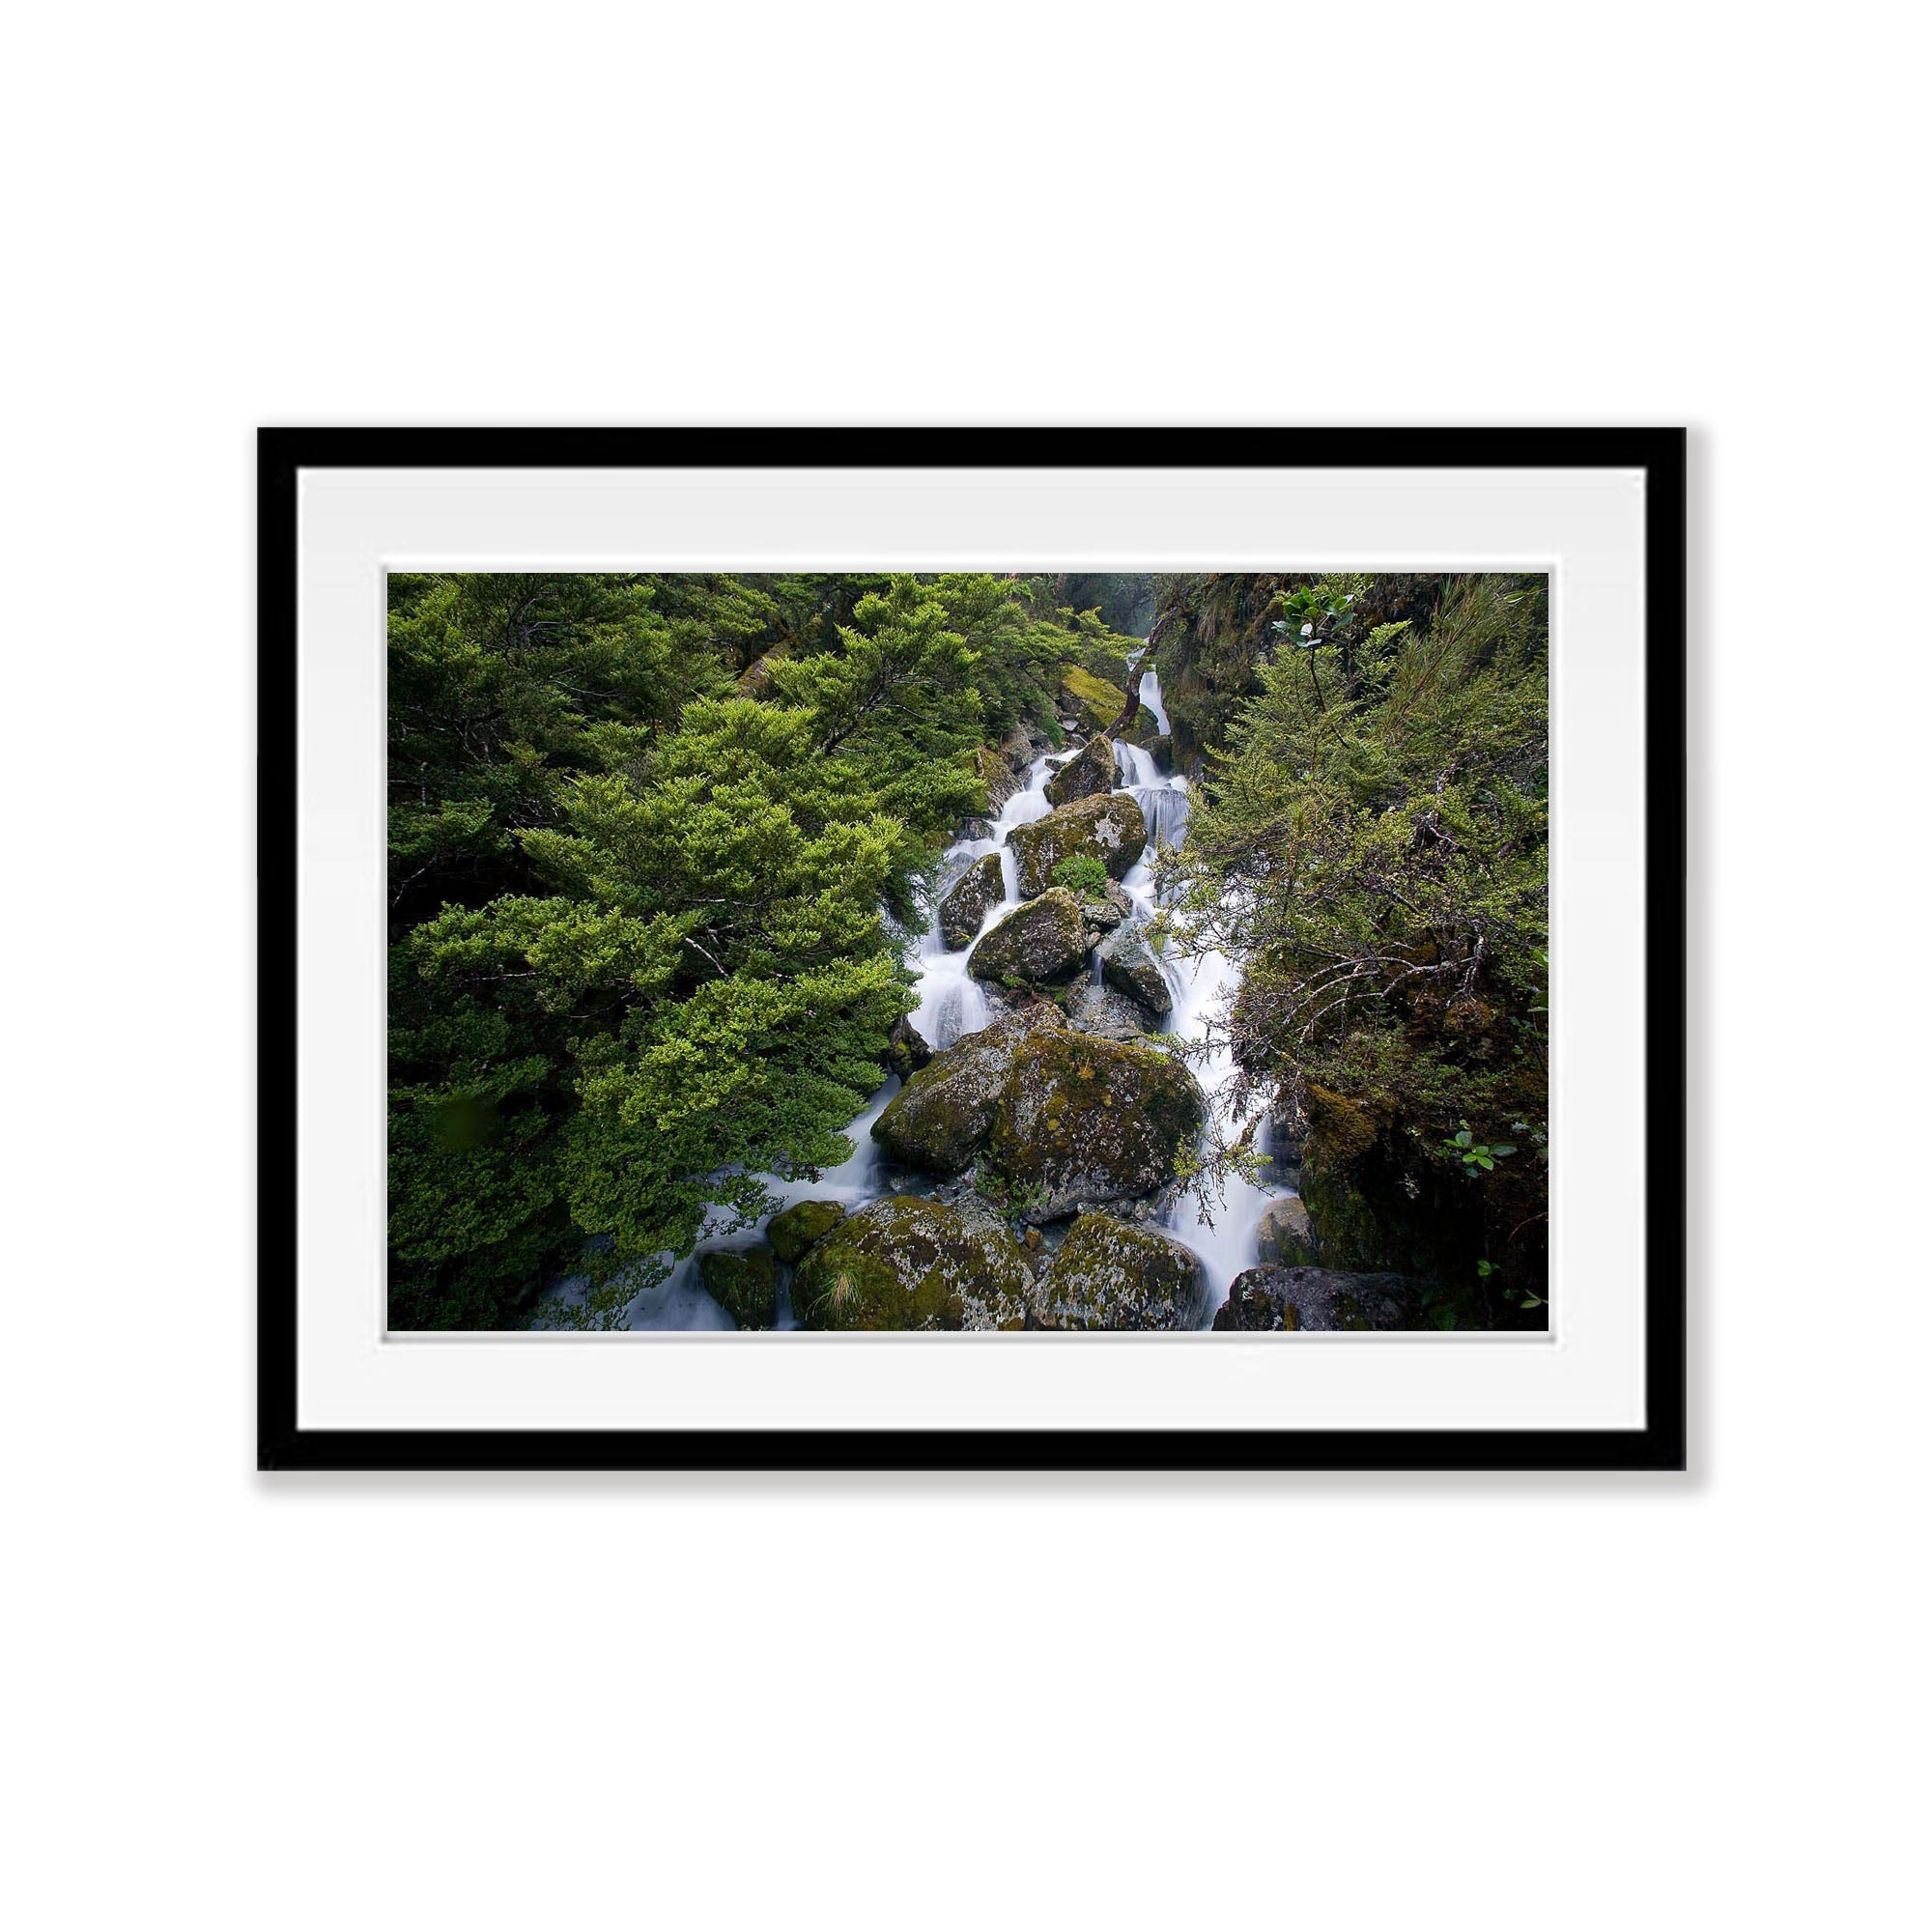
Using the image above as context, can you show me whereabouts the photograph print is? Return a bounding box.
[387,569,1549,1335]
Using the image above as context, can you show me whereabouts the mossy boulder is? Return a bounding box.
[1077,878,1134,938]
[988,1027,1205,1221]
[971,744,1020,811]
[1034,1213,1210,1330]
[766,1199,845,1266]
[1096,921,1172,1015]
[886,1017,932,1080]
[967,889,1088,986]
[1057,664,1128,733]
[1043,734,1118,807]
[1007,793,1147,899]
[872,1005,1066,1176]
[1210,1265,1420,1332]
[790,1195,1032,1331]
[696,1245,779,1329]
[938,851,1005,950]
[1254,1196,1315,1267]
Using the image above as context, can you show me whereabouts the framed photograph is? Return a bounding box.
[260,427,1685,1471]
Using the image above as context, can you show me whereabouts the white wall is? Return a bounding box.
[6,5,1922,1928]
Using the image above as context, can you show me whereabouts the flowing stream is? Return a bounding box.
[580,660,1293,1329]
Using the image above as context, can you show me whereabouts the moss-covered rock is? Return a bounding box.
[938,851,1005,950]
[1057,664,1128,733]
[1033,1213,1210,1330]
[1061,977,1156,1040]
[1077,879,1134,937]
[886,1017,932,1080]
[1210,1265,1419,1332]
[971,744,1020,811]
[967,889,1088,986]
[696,1245,779,1329]
[987,1027,1205,1220]
[1096,921,1172,1015]
[1254,1196,1315,1267]
[1043,734,1118,807]
[766,1199,845,1266]
[790,1195,1032,1331]
[871,1005,1066,1176]
[1007,793,1148,899]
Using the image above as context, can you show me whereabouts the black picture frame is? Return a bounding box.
[258,427,1686,1473]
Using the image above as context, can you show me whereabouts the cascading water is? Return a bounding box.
[587,666,1290,1329]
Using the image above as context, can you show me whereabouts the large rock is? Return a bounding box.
[886,1016,932,1079]
[872,1005,1066,1176]
[967,890,1088,986]
[938,851,1005,950]
[1007,793,1147,899]
[1077,879,1134,938]
[697,1246,779,1329]
[1043,734,1118,807]
[1096,921,1173,1015]
[1034,1213,1210,1330]
[1210,1265,1420,1332]
[1062,977,1157,1041]
[1254,1196,1315,1266]
[988,1027,1205,1221]
[790,1195,1032,1331]
[766,1199,845,1265]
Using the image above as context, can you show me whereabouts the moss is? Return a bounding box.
[966,889,1088,985]
[1043,735,1118,808]
[988,1028,1204,1219]
[696,1245,779,1328]
[791,1196,1032,1331]
[1057,663,1127,731]
[767,1199,845,1265]
[871,1006,1066,1175]
[938,851,1004,950]
[1007,793,1148,899]
[1034,1213,1209,1330]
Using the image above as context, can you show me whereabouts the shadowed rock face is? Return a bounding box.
[938,851,1004,950]
[790,1195,1031,1331]
[967,890,1087,985]
[1254,1197,1314,1267]
[871,1006,1066,1176]
[1033,1213,1209,1330]
[697,1246,779,1329]
[766,1199,845,1266]
[1007,793,1148,899]
[1210,1265,1421,1332]
[1096,922,1172,1015]
[1043,734,1118,808]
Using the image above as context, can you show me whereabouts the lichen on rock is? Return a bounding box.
[1254,1196,1315,1267]
[987,1026,1205,1221]
[1007,793,1148,899]
[938,851,1005,950]
[871,1004,1067,1176]
[1033,1212,1209,1330]
[1096,920,1173,1015]
[1043,734,1118,807]
[967,889,1088,986]
[790,1195,1032,1331]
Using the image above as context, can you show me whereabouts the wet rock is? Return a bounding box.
[988,1028,1205,1222]
[767,1200,846,1266]
[1096,921,1173,1016]
[1254,1196,1316,1267]
[1034,1213,1210,1330]
[938,851,1005,950]
[1007,793,1148,899]
[967,889,1088,986]
[791,1195,1032,1331]
[972,745,1020,811]
[872,1005,1066,1176]
[1077,879,1135,939]
[886,1016,932,1080]
[1043,733,1118,807]
[1210,1265,1421,1332]
[697,1246,779,1329]
[1062,976,1158,1041]
[1146,733,1173,773]
[956,815,997,842]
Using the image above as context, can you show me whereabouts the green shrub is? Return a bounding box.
[1051,853,1111,896]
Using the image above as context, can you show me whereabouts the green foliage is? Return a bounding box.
[1051,853,1112,896]
[1161,573,1550,1306]
[388,571,1137,1328]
